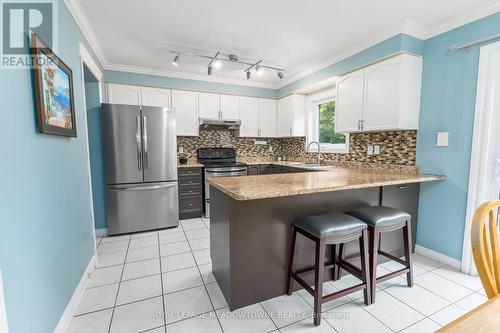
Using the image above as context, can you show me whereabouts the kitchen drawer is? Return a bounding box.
[179,167,202,177]
[179,195,202,211]
[179,175,202,186]
[179,184,202,197]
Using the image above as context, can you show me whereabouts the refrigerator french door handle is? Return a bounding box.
[136,116,142,170]
[109,183,177,191]
[142,115,148,170]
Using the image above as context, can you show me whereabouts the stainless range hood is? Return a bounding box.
[199,118,241,130]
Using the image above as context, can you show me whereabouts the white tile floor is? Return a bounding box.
[68,217,487,333]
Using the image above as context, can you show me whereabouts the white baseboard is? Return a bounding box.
[95,228,108,237]
[54,255,96,333]
[0,269,9,333]
[415,245,461,270]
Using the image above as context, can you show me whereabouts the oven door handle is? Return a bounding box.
[206,171,247,177]
[205,168,248,174]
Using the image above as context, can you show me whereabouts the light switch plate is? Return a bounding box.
[437,132,449,147]
[178,146,184,153]
[367,145,374,155]
[373,145,380,155]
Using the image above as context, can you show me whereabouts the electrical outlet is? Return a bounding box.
[367,145,374,156]
[268,145,273,152]
[178,146,184,153]
[254,140,267,145]
[437,132,449,147]
[373,145,380,155]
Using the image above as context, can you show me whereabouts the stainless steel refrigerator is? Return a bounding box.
[101,103,179,235]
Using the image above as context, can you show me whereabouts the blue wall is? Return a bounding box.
[0,1,102,332]
[416,12,500,260]
[84,80,107,230]
[105,70,278,98]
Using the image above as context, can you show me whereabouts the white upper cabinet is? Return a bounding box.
[198,92,220,119]
[239,97,259,137]
[171,90,199,136]
[141,87,171,108]
[219,94,240,119]
[107,84,142,105]
[335,68,365,133]
[277,94,306,137]
[258,99,277,137]
[335,53,422,133]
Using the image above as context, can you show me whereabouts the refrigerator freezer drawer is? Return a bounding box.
[106,182,179,235]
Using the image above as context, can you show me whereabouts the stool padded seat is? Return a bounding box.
[345,206,410,230]
[294,213,367,239]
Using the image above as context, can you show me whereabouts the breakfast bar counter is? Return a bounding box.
[207,165,445,310]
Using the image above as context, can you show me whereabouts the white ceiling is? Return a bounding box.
[77,0,499,88]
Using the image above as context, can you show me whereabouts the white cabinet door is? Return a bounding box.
[292,95,306,136]
[141,87,171,108]
[198,92,220,119]
[363,56,402,131]
[335,69,365,133]
[172,90,198,136]
[107,84,141,105]
[239,97,259,137]
[220,94,240,119]
[258,99,277,137]
[278,95,293,137]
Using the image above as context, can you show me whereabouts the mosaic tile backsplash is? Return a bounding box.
[178,129,417,166]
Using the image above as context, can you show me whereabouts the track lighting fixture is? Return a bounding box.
[169,50,285,80]
[172,53,180,66]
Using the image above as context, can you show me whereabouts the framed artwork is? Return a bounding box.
[31,33,77,137]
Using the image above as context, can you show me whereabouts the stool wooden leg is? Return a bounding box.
[360,229,371,306]
[336,243,344,279]
[403,220,414,287]
[287,226,297,295]
[368,226,379,304]
[332,244,339,281]
[313,238,326,326]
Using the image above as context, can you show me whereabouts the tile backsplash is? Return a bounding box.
[178,129,417,166]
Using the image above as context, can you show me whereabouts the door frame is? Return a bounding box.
[461,40,500,274]
[79,43,104,251]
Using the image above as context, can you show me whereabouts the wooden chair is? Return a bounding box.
[471,200,500,299]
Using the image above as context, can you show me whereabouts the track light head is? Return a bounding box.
[256,65,262,75]
[208,66,213,75]
[213,59,222,69]
[277,71,284,79]
[246,71,251,80]
[172,53,180,66]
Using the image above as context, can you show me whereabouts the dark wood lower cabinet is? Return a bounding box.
[210,184,420,311]
[178,167,203,219]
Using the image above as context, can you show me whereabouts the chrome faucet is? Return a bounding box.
[307,141,321,164]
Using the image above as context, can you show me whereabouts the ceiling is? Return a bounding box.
[77,0,499,88]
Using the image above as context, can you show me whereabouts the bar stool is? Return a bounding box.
[287,213,371,326]
[344,206,413,304]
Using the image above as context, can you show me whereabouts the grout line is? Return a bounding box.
[257,302,279,331]
[179,218,226,333]
[156,231,167,329]
[107,234,131,333]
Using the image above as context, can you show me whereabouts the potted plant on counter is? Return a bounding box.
[178,152,188,165]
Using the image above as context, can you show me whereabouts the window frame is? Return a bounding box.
[306,89,349,154]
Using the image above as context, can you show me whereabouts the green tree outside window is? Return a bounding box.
[318,101,346,144]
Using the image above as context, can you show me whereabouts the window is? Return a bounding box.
[307,90,348,153]
[318,101,346,145]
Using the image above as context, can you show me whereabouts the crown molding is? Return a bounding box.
[64,0,108,67]
[275,20,426,89]
[425,2,500,39]
[105,62,277,89]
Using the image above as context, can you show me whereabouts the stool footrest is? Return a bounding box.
[377,268,409,283]
[322,283,366,303]
[378,250,407,266]
[338,260,363,280]
[291,273,314,295]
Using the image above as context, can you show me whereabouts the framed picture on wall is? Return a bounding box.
[31,33,77,137]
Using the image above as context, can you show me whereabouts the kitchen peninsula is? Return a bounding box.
[208,164,445,310]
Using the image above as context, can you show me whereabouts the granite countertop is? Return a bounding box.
[177,161,203,168]
[208,165,445,200]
